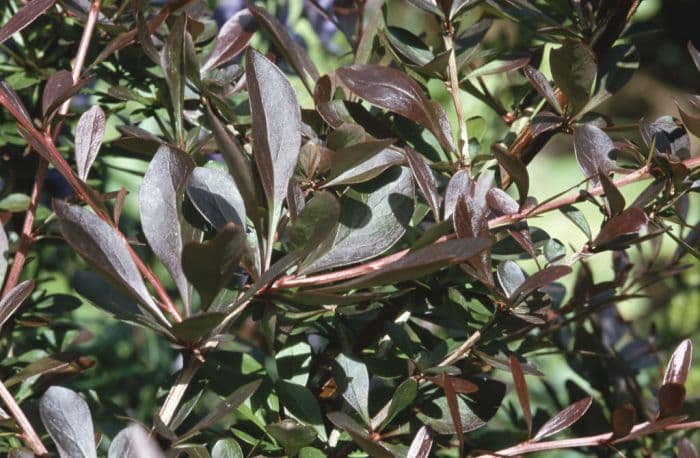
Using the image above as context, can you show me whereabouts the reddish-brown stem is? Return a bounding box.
[272,156,700,290]
[478,419,700,456]
[1,160,47,297]
[0,379,48,456]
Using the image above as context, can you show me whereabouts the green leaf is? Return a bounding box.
[463,56,530,80]
[383,26,434,66]
[140,145,195,311]
[301,166,414,273]
[186,166,246,230]
[550,41,596,115]
[382,379,418,428]
[170,313,226,343]
[418,396,485,435]
[39,386,96,458]
[277,381,327,441]
[0,193,30,212]
[559,204,592,240]
[334,354,370,424]
[266,420,317,456]
[74,106,105,181]
[181,380,262,440]
[53,200,169,327]
[182,223,246,308]
[327,411,394,458]
[288,191,340,254]
[211,439,244,458]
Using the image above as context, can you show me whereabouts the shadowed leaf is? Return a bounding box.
[405,147,440,220]
[550,41,596,115]
[611,404,636,439]
[598,170,625,216]
[334,354,370,424]
[327,411,393,458]
[523,66,562,114]
[53,200,169,326]
[186,167,246,230]
[510,355,532,437]
[140,146,195,310]
[560,204,592,239]
[658,383,686,418]
[42,70,74,117]
[511,265,572,304]
[108,424,164,458]
[492,145,529,204]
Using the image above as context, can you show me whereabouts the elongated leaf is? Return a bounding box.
[497,261,525,298]
[689,41,700,73]
[140,146,195,310]
[510,355,532,437]
[560,204,592,239]
[211,439,243,458]
[323,148,404,187]
[0,0,56,46]
[444,169,470,219]
[0,223,8,284]
[334,65,455,152]
[108,424,164,458]
[407,426,433,458]
[328,139,395,180]
[663,339,693,385]
[248,4,319,92]
[383,379,418,428]
[302,166,414,273]
[53,200,169,326]
[39,386,96,458]
[592,207,648,250]
[5,352,92,388]
[186,167,246,230]
[160,14,186,141]
[384,26,434,66]
[442,374,464,453]
[419,395,488,434]
[599,170,625,216]
[75,106,105,181]
[327,411,393,458]
[0,280,34,329]
[288,191,340,254]
[573,124,616,185]
[182,380,261,438]
[201,9,256,72]
[73,271,141,318]
[334,354,370,424]
[266,420,317,456]
[532,397,591,441]
[492,145,529,203]
[246,48,301,217]
[550,41,596,115]
[182,223,246,308]
[464,56,530,80]
[676,99,700,138]
[42,70,73,117]
[277,381,327,441]
[322,237,491,292]
[405,147,440,221]
[523,66,562,114]
[207,107,259,225]
[511,265,571,304]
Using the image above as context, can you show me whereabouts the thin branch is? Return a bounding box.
[0,379,48,456]
[272,156,700,290]
[478,419,700,456]
[443,28,470,167]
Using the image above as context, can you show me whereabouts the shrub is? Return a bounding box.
[0,0,698,456]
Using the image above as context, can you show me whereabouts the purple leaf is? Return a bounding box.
[201,9,256,72]
[486,188,519,215]
[532,397,592,442]
[523,66,562,114]
[0,0,56,46]
[511,265,572,304]
[0,280,34,329]
[592,207,649,250]
[42,70,74,117]
[405,147,441,221]
[443,169,471,219]
[407,426,433,458]
[75,106,105,181]
[334,64,455,152]
[491,145,529,204]
[573,124,616,185]
[663,338,693,385]
[510,355,532,437]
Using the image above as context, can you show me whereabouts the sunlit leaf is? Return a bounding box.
[39,386,96,458]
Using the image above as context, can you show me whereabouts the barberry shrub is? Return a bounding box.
[0,0,698,456]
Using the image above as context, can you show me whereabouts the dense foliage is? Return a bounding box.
[0,0,698,456]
